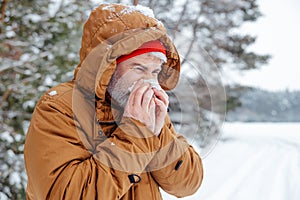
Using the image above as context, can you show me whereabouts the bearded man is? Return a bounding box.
[24,3,203,200]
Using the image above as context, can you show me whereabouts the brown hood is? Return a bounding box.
[73,3,180,102]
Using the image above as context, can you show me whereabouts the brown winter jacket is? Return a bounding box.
[24,4,203,200]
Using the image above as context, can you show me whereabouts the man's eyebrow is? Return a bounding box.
[131,63,162,72]
[131,63,147,69]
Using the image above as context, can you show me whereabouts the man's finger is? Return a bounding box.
[154,97,167,112]
[131,84,150,107]
[153,89,169,106]
[149,98,156,116]
[142,88,154,112]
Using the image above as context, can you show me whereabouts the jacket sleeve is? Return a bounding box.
[24,96,160,200]
[148,116,204,198]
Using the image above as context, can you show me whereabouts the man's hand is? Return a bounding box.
[123,80,156,133]
[123,80,169,136]
[153,88,169,135]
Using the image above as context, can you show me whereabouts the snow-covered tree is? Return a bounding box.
[125,0,269,152]
[0,0,93,198]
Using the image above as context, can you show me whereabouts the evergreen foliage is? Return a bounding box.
[0,0,93,198]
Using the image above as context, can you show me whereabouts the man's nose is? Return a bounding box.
[142,72,157,80]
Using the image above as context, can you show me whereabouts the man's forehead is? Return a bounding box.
[129,53,163,63]
[120,53,163,67]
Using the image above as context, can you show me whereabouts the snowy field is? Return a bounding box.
[162,122,300,200]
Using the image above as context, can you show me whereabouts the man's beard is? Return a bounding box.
[107,72,132,108]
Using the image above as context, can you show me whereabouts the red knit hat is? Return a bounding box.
[116,40,166,64]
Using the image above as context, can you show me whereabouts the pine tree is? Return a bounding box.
[0,0,93,198]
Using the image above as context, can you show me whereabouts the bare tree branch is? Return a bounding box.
[147,0,153,9]
[0,88,12,107]
[182,1,203,65]
[1,0,8,23]
[171,0,189,40]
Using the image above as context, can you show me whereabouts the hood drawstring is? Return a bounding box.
[131,185,135,200]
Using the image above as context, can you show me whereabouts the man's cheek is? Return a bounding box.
[128,81,138,93]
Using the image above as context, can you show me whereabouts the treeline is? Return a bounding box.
[226,88,300,122]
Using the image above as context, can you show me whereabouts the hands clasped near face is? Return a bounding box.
[123,79,169,136]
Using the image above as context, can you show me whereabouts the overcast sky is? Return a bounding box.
[231,0,300,91]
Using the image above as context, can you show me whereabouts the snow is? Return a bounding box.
[120,5,155,19]
[30,46,40,54]
[5,30,16,38]
[101,3,156,19]
[48,90,57,96]
[161,122,300,200]
[0,192,8,200]
[49,0,61,17]
[19,53,30,62]
[67,52,76,59]
[102,4,116,12]
[101,3,157,20]
[0,131,14,143]
[24,14,42,23]
[23,100,35,110]
[6,149,15,161]
[9,172,22,188]
[44,75,54,86]
[3,122,300,199]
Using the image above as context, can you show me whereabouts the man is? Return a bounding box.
[24,3,203,199]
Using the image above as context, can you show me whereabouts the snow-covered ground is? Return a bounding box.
[162,122,300,200]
